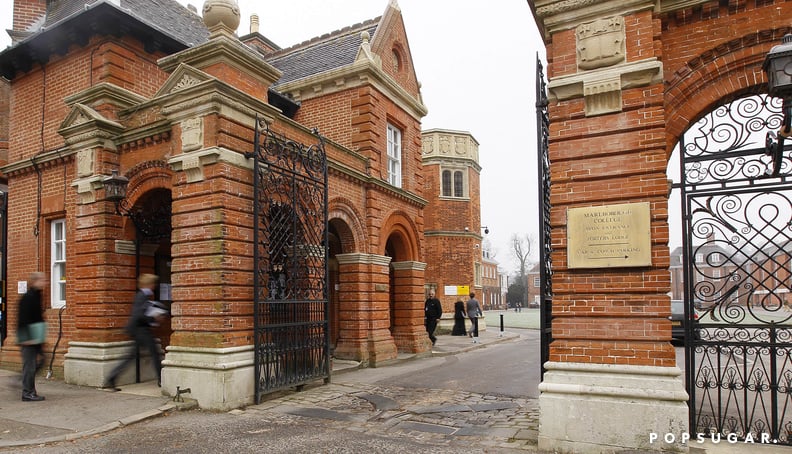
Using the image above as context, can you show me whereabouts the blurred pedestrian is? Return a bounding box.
[18,272,47,402]
[424,290,443,346]
[451,300,467,336]
[466,292,482,343]
[104,274,166,391]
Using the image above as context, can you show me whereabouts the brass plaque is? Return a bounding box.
[567,202,651,269]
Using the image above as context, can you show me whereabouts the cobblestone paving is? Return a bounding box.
[250,382,541,451]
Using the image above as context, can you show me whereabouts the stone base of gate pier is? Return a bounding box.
[64,340,161,387]
[538,362,689,453]
[161,345,254,411]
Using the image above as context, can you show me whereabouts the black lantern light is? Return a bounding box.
[102,169,129,203]
[764,34,792,177]
[481,226,490,235]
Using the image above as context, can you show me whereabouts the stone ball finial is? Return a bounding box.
[361,31,370,42]
[202,0,241,33]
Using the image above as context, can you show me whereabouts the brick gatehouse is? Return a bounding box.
[0,0,452,409]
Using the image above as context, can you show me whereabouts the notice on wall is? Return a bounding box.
[444,285,470,296]
[567,202,651,269]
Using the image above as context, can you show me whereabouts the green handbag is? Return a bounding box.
[17,322,46,345]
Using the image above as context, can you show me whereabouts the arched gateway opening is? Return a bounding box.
[670,93,792,443]
[123,188,174,354]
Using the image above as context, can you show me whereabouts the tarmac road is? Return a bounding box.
[347,328,542,399]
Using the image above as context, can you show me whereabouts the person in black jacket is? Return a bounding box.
[424,290,443,346]
[18,272,47,402]
[104,274,165,391]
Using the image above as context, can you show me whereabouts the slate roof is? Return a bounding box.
[4,0,380,88]
[266,18,380,87]
[44,0,209,47]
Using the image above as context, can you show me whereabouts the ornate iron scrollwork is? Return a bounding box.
[250,116,329,402]
[681,94,792,444]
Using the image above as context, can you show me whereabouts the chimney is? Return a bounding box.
[13,0,47,38]
[250,14,259,34]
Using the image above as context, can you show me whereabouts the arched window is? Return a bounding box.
[442,170,452,197]
[453,171,463,197]
[392,49,401,72]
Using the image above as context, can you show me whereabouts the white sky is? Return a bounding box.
[0,0,546,272]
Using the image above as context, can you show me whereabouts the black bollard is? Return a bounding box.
[499,313,504,337]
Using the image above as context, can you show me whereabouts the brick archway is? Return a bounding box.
[382,212,427,352]
[380,211,420,260]
[665,27,792,151]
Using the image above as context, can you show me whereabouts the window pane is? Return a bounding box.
[387,124,402,187]
[55,221,64,240]
[442,170,451,197]
[453,171,463,197]
[51,219,67,308]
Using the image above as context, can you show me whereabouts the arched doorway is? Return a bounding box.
[384,231,411,337]
[125,188,173,350]
[327,220,352,352]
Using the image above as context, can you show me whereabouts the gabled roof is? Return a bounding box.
[265,19,380,87]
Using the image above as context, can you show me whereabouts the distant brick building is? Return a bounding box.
[0,0,431,409]
[480,247,501,310]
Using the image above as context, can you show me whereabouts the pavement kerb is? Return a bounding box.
[0,401,179,449]
[429,331,521,357]
[331,330,521,375]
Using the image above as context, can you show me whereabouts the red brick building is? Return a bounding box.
[421,129,482,313]
[0,0,431,409]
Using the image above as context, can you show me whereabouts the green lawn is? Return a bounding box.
[483,309,541,330]
[482,307,792,331]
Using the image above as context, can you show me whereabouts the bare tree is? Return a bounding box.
[511,233,534,306]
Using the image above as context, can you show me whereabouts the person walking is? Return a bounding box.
[424,290,443,346]
[466,292,482,343]
[104,274,166,391]
[451,299,467,336]
[18,272,47,402]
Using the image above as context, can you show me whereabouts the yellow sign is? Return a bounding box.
[567,202,651,269]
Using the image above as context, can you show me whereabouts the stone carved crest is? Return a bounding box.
[439,136,451,154]
[181,117,203,152]
[576,16,625,70]
[455,137,467,155]
[422,138,433,155]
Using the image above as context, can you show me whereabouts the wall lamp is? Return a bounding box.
[102,169,130,215]
[481,226,490,235]
[764,34,792,177]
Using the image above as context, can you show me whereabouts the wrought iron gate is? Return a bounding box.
[678,94,792,444]
[536,56,553,380]
[249,118,330,403]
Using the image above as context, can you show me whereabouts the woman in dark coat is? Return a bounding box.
[451,300,467,336]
